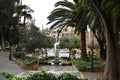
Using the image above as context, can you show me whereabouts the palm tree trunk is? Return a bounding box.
[95,34,106,61]
[80,29,87,59]
[99,41,106,61]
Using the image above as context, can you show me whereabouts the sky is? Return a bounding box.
[22,0,73,30]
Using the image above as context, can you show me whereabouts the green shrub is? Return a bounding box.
[12,51,25,59]
[39,57,72,65]
[58,72,80,80]
[12,51,38,66]
[72,58,103,72]
[0,72,27,80]
[39,57,50,65]
[22,56,38,66]
[61,61,72,66]
[0,71,91,80]
[0,72,15,80]
[26,70,57,80]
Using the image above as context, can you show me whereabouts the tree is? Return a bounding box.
[59,36,80,58]
[0,0,33,49]
[26,23,53,52]
[12,3,34,48]
[0,0,20,49]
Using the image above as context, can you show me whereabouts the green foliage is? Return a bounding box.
[26,24,53,52]
[0,71,96,80]
[22,48,26,51]
[58,72,80,80]
[39,57,51,65]
[12,51,37,66]
[61,61,72,66]
[59,36,80,49]
[12,51,25,59]
[22,56,37,66]
[72,59,91,71]
[87,50,100,61]
[26,70,57,80]
[0,72,27,80]
[0,72,15,80]
[72,58,103,72]
[39,56,72,65]
[34,48,40,51]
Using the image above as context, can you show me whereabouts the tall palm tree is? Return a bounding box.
[13,4,34,47]
[47,0,88,58]
[14,4,33,27]
[72,0,120,79]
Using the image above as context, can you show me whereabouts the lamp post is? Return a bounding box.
[9,26,14,60]
[91,30,94,72]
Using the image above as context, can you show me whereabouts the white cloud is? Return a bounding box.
[22,0,73,30]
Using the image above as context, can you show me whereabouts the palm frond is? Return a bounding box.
[55,0,76,10]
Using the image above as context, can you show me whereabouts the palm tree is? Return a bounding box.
[14,4,34,27]
[13,4,34,47]
[72,0,120,79]
[47,0,88,59]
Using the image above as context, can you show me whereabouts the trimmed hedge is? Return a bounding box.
[0,71,104,80]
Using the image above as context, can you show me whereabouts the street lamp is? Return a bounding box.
[9,26,14,60]
[91,30,94,72]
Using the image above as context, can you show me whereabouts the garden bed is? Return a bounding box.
[39,56,72,66]
[19,62,38,70]
[12,51,38,70]
[71,58,104,72]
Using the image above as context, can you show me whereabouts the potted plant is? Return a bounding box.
[11,45,16,52]
[34,48,40,57]
[71,48,77,58]
[22,48,27,54]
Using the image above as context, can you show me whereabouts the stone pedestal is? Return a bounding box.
[34,49,40,70]
[53,49,61,65]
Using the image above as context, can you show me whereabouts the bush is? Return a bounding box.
[26,70,57,80]
[22,48,26,51]
[39,57,53,65]
[12,51,38,67]
[39,56,72,65]
[58,72,80,80]
[0,72,27,80]
[0,72,15,80]
[72,58,103,72]
[12,51,25,59]
[0,71,91,80]
[22,56,38,66]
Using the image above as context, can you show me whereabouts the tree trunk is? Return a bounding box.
[89,0,120,79]
[104,25,119,80]
[99,43,106,61]
[80,29,87,59]
[98,40,106,61]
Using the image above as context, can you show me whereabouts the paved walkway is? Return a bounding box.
[0,55,103,80]
[0,56,23,75]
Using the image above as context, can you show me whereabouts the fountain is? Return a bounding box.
[52,42,61,65]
